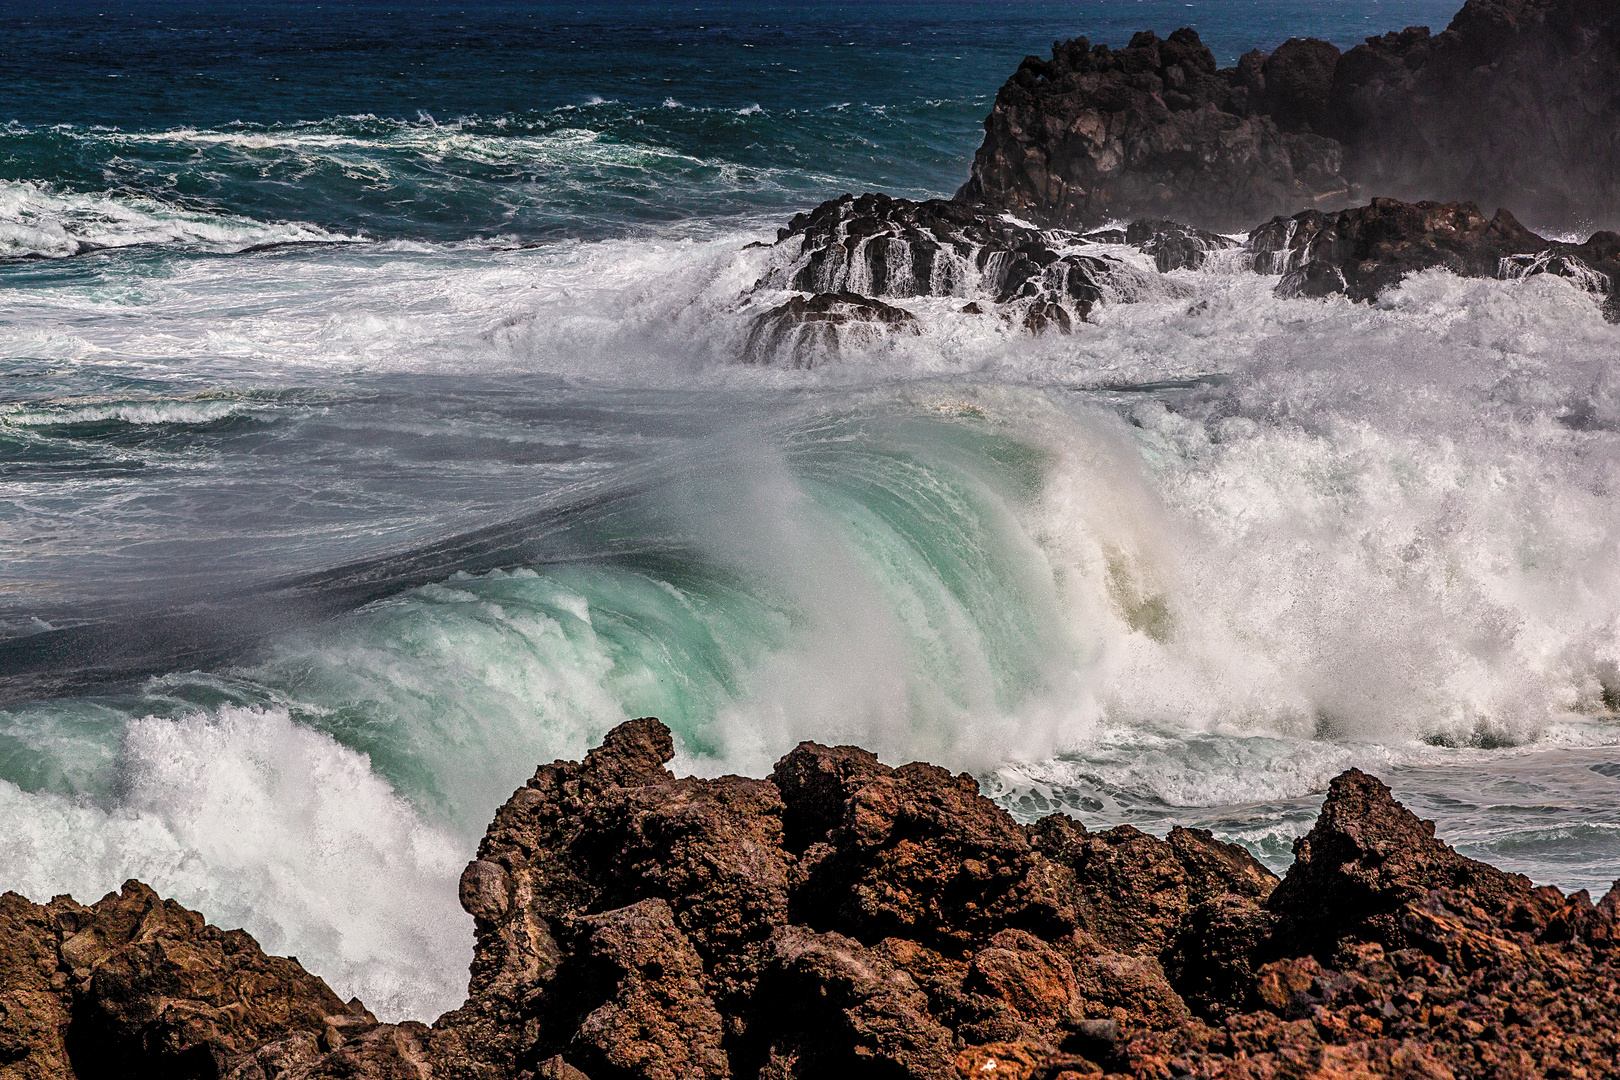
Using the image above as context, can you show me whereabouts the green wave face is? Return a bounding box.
[231,398,1085,833]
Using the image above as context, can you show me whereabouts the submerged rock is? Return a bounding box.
[4,720,1619,1079]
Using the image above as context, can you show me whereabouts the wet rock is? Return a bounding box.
[763,192,1115,306]
[743,291,918,367]
[748,192,1141,346]
[1249,197,1620,318]
[1250,197,1548,301]
[1123,219,1240,272]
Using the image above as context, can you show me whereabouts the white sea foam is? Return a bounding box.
[6,222,1620,1012]
[0,706,468,1021]
[1,398,249,426]
[0,180,355,259]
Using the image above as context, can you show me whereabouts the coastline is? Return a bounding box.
[5,717,1616,1079]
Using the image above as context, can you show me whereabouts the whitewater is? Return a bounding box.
[4,0,1618,1026]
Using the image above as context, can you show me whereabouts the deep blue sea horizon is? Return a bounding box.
[4,0,1462,240]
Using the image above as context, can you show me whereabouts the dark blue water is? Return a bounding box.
[2,0,1461,241]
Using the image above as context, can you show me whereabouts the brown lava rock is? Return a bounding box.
[4,720,1619,1079]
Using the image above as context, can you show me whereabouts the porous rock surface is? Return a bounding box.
[959,0,1620,233]
[4,723,1619,1080]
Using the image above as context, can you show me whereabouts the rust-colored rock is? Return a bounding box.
[0,881,352,1080]
[4,720,1619,1080]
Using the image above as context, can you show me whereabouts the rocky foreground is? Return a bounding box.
[4,718,1618,1080]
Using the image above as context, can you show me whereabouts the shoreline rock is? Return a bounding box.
[959,0,1620,234]
[735,2,1620,362]
[738,192,1618,362]
[5,718,1618,1079]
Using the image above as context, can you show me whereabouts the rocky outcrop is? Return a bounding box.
[742,193,1246,360]
[1327,0,1620,231]
[733,0,1620,360]
[743,291,917,368]
[741,194,1619,354]
[5,720,1620,1079]
[741,193,1173,361]
[960,0,1620,233]
[1120,220,1239,273]
[1250,198,1620,315]
[0,881,359,1080]
[956,28,1351,231]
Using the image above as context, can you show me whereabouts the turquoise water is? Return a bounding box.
[4,0,1618,1022]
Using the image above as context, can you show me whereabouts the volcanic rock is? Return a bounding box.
[5,720,1620,1079]
[960,0,1620,233]
[1250,197,1620,316]
[1122,220,1240,273]
[1327,0,1620,230]
[957,29,1351,231]
[743,291,918,367]
[744,192,1155,355]
[0,881,355,1080]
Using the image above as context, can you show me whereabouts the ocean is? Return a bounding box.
[5,0,1619,1023]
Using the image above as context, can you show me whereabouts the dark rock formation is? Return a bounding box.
[960,0,1620,233]
[5,720,1620,1079]
[763,193,1132,307]
[1250,197,1620,316]
[1122,220,1240,273]
[741,192,1195,361]
[744,195,1242,357]
[1327,0,1620,231]
[957,29,1351,231]
[743,291,918,367]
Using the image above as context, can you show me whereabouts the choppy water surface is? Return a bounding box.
[4,0,1616,1023]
